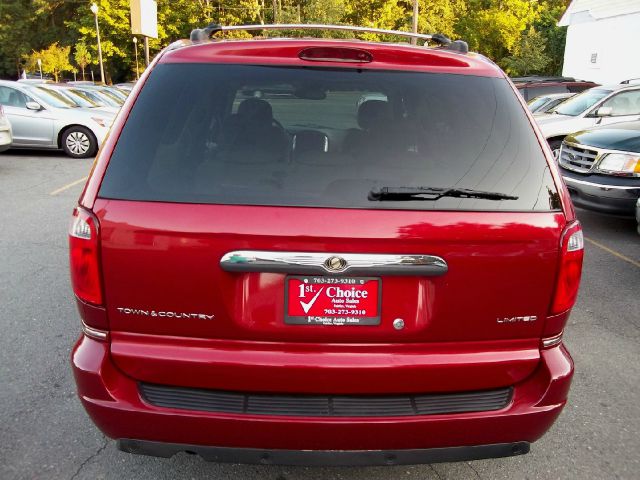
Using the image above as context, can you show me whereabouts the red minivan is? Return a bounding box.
[70,24,583,466]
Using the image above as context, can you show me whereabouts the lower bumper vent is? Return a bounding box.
[139,383,512,417]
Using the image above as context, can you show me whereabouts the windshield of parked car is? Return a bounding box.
[554,88,611,116]
[100,64,559,211]
[106,87,128,101]
[96,89,124,105]
[70,89,105,107]
[31,87,79,108]
[62,89,101,108]
[527,96,550,111]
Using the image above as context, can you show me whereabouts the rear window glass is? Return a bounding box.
[100,63,559,211]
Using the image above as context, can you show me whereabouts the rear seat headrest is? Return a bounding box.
[358,100,391,131]
[237,98,273,124]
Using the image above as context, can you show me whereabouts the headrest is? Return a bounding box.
[357,100,391,130]
[237,98,273,124]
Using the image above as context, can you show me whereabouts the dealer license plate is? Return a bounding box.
[284,276,381,326]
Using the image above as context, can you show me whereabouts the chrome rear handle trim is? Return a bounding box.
[220,251,448,276]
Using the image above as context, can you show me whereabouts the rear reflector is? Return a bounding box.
[299,47,373,63]
[549,221,584,315]
[69,207,103,306]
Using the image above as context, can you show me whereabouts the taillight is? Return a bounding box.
[69,207,103,305]
[549,221,584,315]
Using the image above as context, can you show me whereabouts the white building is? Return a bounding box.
[559,0,640,84]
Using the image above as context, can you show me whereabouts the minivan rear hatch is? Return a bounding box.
[94,55,565,393]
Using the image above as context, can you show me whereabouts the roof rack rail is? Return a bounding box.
[189,23,469,54]
[620,77,640,84]
[511,76,577,83]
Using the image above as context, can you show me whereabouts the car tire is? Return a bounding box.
[548,139,562,161]
[61,126,98,158]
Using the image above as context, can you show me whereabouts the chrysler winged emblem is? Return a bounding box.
[324,255,348,272]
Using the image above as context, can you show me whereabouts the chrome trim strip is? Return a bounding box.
[220,251,448,276]
[81,320,108,341]
[563,141,640,158]
[563,176,640,190]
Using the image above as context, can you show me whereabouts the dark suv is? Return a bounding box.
[513,76,598,102]
[70,24,583,466]
[559,121,640,215]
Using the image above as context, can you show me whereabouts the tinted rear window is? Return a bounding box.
[100,63,559,211]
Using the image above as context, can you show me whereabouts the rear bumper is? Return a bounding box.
[117,438,530,466]
[0,128,11,152]
[72,335,573,462]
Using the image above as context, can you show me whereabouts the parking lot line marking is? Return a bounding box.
[49,177,88,196]
[584,237,640,269]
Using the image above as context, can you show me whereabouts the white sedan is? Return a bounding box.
[0,105,12,152]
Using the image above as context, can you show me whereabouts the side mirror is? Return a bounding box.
[595,106,613,117]
[25,101,43,111]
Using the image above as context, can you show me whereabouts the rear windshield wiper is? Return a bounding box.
[368,186,519,202]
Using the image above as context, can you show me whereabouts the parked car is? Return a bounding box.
[0,105,12,152]
[535,83,640,159]
[527,92,574,114]
[0,80,114,158]
[71,85,124,109]
[16,78,53,84]
[512,76,598,102]
[34,85,119,116]
[70,24,583,466]
[104,86,128,102]
[558,121,640,216]
[114,82,135,94]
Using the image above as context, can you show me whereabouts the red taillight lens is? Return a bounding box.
[549,221,584,315]
[69,207,103,305]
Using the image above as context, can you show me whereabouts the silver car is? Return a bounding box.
[36,85,119,116]
[0,80,114,158]
[527,92,574,114]
[70,85,125,109]
[0,105,12,152]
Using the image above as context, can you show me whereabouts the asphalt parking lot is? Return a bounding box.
[0,150,638,480]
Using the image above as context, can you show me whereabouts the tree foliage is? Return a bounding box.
[74,43,93,81]
[501,27,551,75]
[23,42,73,82]
[0,0,571,82]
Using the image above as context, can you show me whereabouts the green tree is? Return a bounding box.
[501,27,551,75]
[415,0,468,39]
[0,0,574,82]
[534,0,570,75]
[0,0,36,78]
[23,43,73,81]
[74,43,93,81]
[456,0,537,60]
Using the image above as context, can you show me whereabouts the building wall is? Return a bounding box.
[562,12,640,84]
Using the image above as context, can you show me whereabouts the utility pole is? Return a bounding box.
[411,0,419,45]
